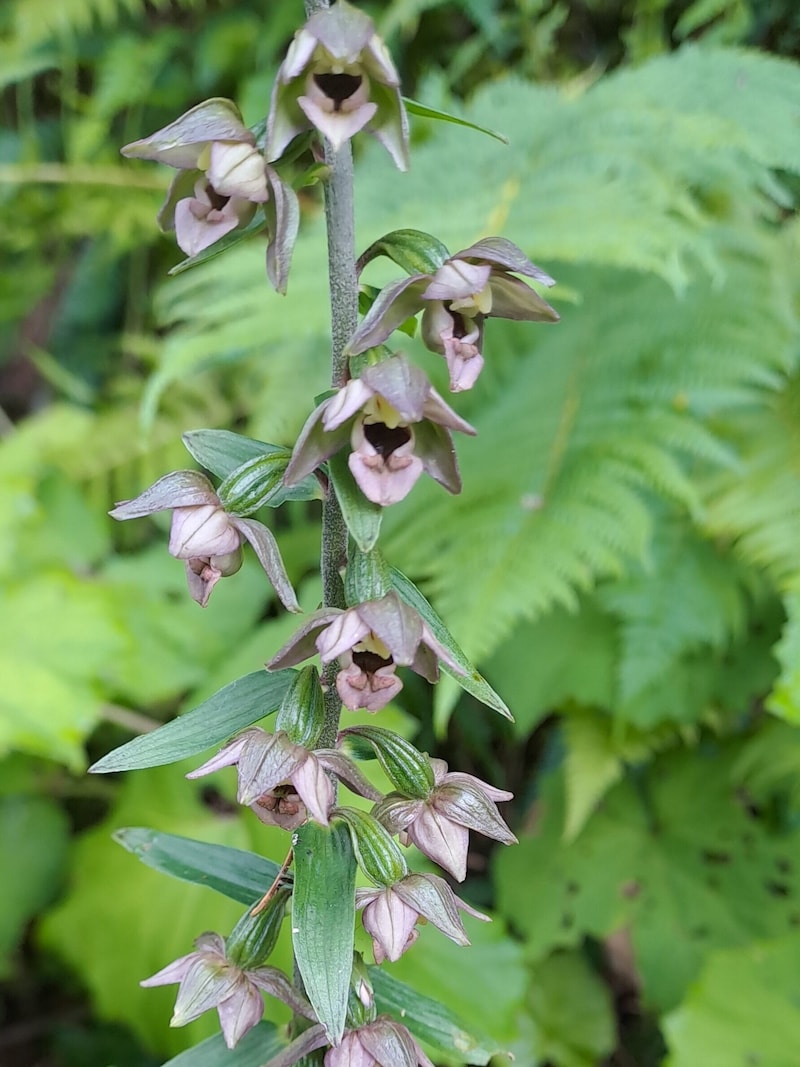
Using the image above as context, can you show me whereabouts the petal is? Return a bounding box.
[373,795,424,835]
[217,980,265,1049]
[207,141,268,202]
[434,782,517,845]
[171,957,240,1026]
[184,558,223,607]
[308,2,374,61]
[323,379,374,431]
[317,750,384,802]
[360,1018,420,1067]
[487,273,559,322]
[291,755,335,825]
[345,276,428,356]
[249,792,307,831]
[316,608,371,662]
[420,622,464,675]
[361,890,419,963]
[248,966,317,1020]
[326,1032,376,1067]
[363,34,401,87]
[419,386,476,435]
[336,659,403,712]
[443,769,514,803]
[284,398,353,486]
[278,28,318,82]
[267,609,344,670]
[298,96,377,150]
[452,236,556,284]
[109,471,218,520]
[422,260,491,302]
[236,731,304,805]
[265,166,300,295]
[392,873,483,944]
[405,806,470,881]
[169,504,241,559]
[140,952,196,987]
[173,196,243,257]
[413,421,462,495]
[233,517,300,612]
[366,82,409,172]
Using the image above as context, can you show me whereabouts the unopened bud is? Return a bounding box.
[225,886,291,969]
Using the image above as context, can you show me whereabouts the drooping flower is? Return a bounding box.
[109,470,299,611]
[141,932,313,1049]
[121,98,298,290]
[348,237,558,391]
[283,354,475,507]
[266,0,408,169]
[325,1017,435,1067]
[186,726,381,829]
[356,872,489,963]
[374,758,516,881]
[267,591,463,713]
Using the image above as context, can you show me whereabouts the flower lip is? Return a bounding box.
[313,71,364,107]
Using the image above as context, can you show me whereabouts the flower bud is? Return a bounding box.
[275,665,326,749]
[168,503,241,559]
[333,807,407,886]
[340,725,433,799]
[225,887,291,969]
[217,450,291,516]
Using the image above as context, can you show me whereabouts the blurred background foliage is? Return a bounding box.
[1,0,800,1064]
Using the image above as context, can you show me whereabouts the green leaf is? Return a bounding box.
[494,742,800,1011]
[292,820,356,1045]
[182,430,320,504]
[0,795,70,978]
[161,1022,284,1066]
[328,451,382,553]
[389,566,512,721]
[168,214,267,277]
[403,96,509,145]
[114,828,283,905]
[370,967,503,1065]
[90,670,295,773]
[767,591,800,724]
[663,935,800,1067]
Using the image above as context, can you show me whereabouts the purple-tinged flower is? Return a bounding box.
[187,726,381,829]
[374,758,516,881]
[141,932,312,1049]
[284,354,475,506]
[266,1,408,169]
[110,470,299,611]
[348,237,558,391]
[267,591,463,713]
[121,99,298,290]
[326,1017,435,1067]
[357,872,489,963]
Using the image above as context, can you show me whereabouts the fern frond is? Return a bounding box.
[11,0,206,48]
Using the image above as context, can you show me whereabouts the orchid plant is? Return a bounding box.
[95,2,558,1063]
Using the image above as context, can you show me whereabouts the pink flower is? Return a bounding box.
[375,758,516,881]
[267,591,463,713]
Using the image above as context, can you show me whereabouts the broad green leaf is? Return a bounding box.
[0,795,70,978]
[329,451,382,552]
[389,566,511,721]
[403,97,509,145]
[663,935,800,1067]
[90,670,295,773]
[494,742,800,1011]
[767,590,800,724]
[162,1022,284,1066]
[292,820,356,1045]
[370,966,503,1065]
[561,712,624,843]
[114,828,283,904]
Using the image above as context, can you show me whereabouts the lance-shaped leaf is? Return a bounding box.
[292,820,356,1045]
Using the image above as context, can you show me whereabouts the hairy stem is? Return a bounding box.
[305,0,360,745]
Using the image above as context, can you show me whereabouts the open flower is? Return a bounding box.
[357,872,489,963]
[266,0,408,169]
[326,1018,435,1067]
[121,98,298,290]
[110,470,298,611]
[284,354,475,506]
[187,726,381,829]
[141,932,313,1049]
[267,591,463,713]
[348,237,558,391]
[374,758,516,881]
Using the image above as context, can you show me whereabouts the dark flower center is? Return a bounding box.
[446,306,471,339]
[314,72,363,111]
[205,184,230,211]
[353,649,394,674]
[363,421,412,458]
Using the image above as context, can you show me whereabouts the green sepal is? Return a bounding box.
[182,430,321,503]
[275,665,325,749]
[356,228,450,278]
[332,806,408,887]
[225,886,291,969]
[328,450,382,552]
[358,286,417,338]
[293,821,356,1045]
[339,725,434,799]
[217,450,292,515]
[168,211,267,276]
[403,96,509,145]
[344,545,393,606]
